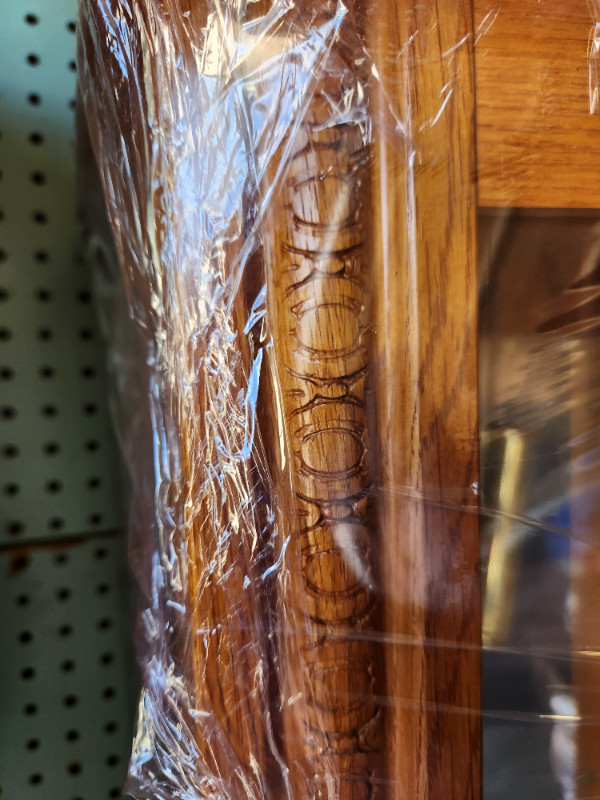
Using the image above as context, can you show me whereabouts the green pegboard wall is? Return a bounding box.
[0,4,136,799]
[0,540,136,800]
[0,1,122,543]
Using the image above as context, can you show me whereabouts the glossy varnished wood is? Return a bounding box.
[83,0,486,796]
[259,9,384,798]
[145,5,277,790]
[475,0,600,208]
[79,3,275,796]
[369,2,481,798]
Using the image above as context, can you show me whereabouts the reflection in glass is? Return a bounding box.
[479,209,600,799]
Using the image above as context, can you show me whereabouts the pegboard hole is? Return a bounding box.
[17,594,30,606]
[96,583,109,595]
[88,477,101,489]
[27,93,41,106]
[101,652,114,666]
[0,367,14,380]
[27,738,40,750]
[29,773,43,785]
[77,290,91,303]
[83,403,98,415]
[19,631,33,644]
[3,444,19,458]
[24,703,38,716]
[61,660,75,673]
[34,249,49,262]
[106,754,120,766]
[63,695,78,707]
[29,132,44,145]
[32,210,48,225]
[57,587,71,601]
[42,404,58,417]
[79,328,94,340]
[95,547,108,559]
[97,618,112,631]
[31,171,47,186]
[104,721,117,734]
[43,442,61,455]
[0,287,9,301]
[69,60,76,72]
[65,729,79,742]
[67,761,82,775]
[46,480,63,493]
[67,20,76,33]
[81,366,96,379]
[0,249,7,262]
[4,483,20,496]
[109,790,120,799]
[25,13,39,25]
[7,521,24,536]
[2,405,17,419]
[39,365,55,379]
[59,623,73,637]
[38,327,53,340]
[12,555,29,572]
[26,53,40,66]
[86,440,99,452]
[0,328,12,341]
[55,553,69,565]
[21,667,35,680]
[36,288,52,301]
[90,513,103,526]
[102,687,116,699]
[49,517,65,532]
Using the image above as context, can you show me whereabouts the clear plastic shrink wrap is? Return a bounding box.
[77,1,600,798]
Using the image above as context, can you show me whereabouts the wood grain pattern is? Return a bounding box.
[180,251,275,797]
[475,0,600,208]
[259,12,384,798]
[147,7,279,791]
[83,1,486,797]
[79,3,277,796]
[369,2,481,798]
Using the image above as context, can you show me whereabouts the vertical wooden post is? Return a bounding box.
[79,3,277,796]
[369,2,481,798]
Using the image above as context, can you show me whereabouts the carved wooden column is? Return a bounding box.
[81,0,484,797]
[259,7,384,799]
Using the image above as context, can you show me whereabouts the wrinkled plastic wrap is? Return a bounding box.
[77,1,600,798]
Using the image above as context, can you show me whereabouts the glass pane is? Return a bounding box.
[479,208,600,798]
